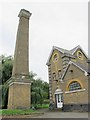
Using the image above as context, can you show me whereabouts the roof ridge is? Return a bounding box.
[53,45,81,53]
[61,60,88,80]
[70,45,80,53]
[53,46,71,53]
[54,46,69,50]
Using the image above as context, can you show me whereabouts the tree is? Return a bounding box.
[30,72,49,107]
[0,56,49,108]
[1,84,8,108]
[0,55,13,108]
[0,55,13,84]
[43,82,49,99]
[29,71,37,81]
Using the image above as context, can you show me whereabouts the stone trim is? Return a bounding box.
[46,46,64,65]
[18,9,32,19]
[65,88,86,94]
[71,45,88,58]
[48,64,53,101]
[9,82,31,86]
[61,61,88,80]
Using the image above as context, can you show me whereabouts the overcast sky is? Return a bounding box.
[0,0,88,82]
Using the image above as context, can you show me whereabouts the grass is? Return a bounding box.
[0,104,49,116]
[37,104,49,109]
[0,109,42,116]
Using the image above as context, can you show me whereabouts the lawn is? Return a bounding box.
[37,104,49,109]
[0,104,49,116]
[0,109,42,116]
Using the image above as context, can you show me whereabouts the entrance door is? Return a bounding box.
[55,93,63,108]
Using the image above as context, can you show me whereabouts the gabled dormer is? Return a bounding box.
[70,45,88,67]
[46,46,64,82]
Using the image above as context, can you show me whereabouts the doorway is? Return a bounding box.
[55,89,63,108]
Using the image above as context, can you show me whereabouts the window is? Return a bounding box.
[53,53,58,62]
[78,52,82,58]
[77,51,83,60]
[54,54,58,60]
[52,73,56,80]
[68,81,81,91]
[58,70,61,79]
[69,70,73,73]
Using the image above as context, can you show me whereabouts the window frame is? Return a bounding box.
[77,50,83,60]
[58,70,62,79]
[68,81,82,91]
[52,72,56,80]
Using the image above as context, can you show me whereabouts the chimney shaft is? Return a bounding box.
[12,9,32,78]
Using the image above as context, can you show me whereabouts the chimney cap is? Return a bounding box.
[18,9,32,19]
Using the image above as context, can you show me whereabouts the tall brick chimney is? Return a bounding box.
[8,9,32,109]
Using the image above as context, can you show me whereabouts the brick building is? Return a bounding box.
[46,45,89,111]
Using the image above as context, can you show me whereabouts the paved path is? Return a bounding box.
[32,109,88,118]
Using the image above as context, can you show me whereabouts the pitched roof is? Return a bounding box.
[46,45,88,65]
[62,53,76,58]
[53,46,71,54]
[61,61,89,80]
[73,61,89,73]
[70,45,80,54]
[46,46,73,65]
[70,45,88,58]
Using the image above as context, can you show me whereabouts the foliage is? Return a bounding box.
[43,99,50,104]
[0,55,49,109]
[0,84,9,109]
[30,72,49,107]
[0,109,41,116]
[29,71,37,81]
[0,55,13,84]
[2,84,9,108]
[0,85,2,108]
[36,104,49,109]
[0,55,13,108]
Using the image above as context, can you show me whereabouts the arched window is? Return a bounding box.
[77,51,83,60]
[68,81,81,91]
[53,54,58,61]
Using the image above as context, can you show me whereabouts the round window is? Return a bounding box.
[53,54,58,61]
[77,51,83,60]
